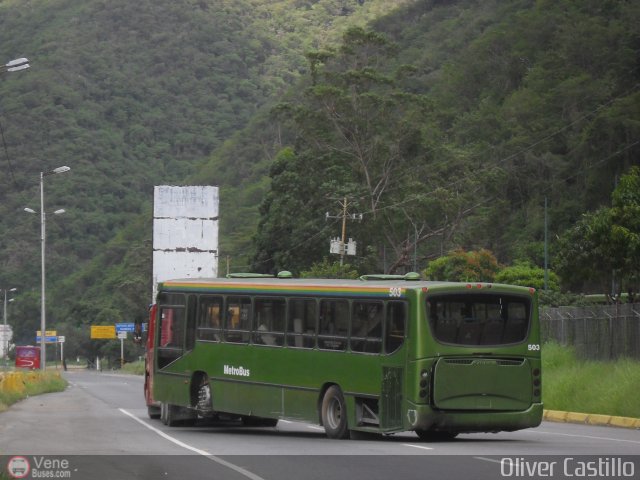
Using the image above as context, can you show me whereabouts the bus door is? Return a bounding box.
[380,300,407,430]
[156,294,187,370]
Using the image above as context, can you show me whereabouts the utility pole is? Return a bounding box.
[326,197,363,265]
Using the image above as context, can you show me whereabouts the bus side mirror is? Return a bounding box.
[133,322,143,344]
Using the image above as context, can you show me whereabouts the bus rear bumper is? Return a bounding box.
[405,402,543,434]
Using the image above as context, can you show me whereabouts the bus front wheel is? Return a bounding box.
[321,386,350,439]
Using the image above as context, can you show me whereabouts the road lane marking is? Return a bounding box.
[524,429,640,445]
[118,408,266,480]
[403,444,433,451]
[474,457,502,464]
[119,408,211,455]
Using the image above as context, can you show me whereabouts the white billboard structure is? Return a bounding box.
[0,324,13,358]
[153,186,219,301]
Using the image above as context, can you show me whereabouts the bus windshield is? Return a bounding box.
[427,293,531,346]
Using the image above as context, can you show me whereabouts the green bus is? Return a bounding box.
[149,272,542,440]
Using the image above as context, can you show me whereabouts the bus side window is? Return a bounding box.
[286,298,316,348]
[253,297,285,346]
[318,299,348,351]
[350,301,383,354]
[197,296,223,342]
[224,296,251,344]
[185,295,197,351]
[385,301,406,354]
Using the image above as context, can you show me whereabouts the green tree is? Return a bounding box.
[254,26,483,274]
[555,167,640,299]
[300,259,359,279]
[495,261,559,291]
[423,249,500,282]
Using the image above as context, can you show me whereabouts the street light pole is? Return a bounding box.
[2,287,17,369]
[1,57,30,75]
[25,165,70,371]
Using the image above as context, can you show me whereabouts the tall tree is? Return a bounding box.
[254,27,482,274]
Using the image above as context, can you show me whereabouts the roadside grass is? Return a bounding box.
[121,360,145,375]
[542,342,640,418]
[0,371,67,413]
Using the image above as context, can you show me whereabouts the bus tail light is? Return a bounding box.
[532,367,541,399]
[418,369,430,402]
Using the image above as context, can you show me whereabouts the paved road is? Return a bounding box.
[0,370,638,479]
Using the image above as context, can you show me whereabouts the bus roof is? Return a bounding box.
[158,276,535,297]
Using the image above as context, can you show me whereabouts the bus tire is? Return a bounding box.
[161,402,184,427]
[147,405,161,420]
[194,375,216,418]
[415,430,458,441]
[321,385,350,439]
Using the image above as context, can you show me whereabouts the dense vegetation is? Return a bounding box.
[249,0,639,279]
[0,0,409,357]
[542,342,640,418]
[0,0,638,361]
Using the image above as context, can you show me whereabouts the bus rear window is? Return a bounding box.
[426,294,530,346]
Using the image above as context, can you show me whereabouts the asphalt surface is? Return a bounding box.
[0,370,638,480]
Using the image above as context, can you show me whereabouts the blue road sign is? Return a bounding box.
[116,323,135,333]
[36,335,58,343]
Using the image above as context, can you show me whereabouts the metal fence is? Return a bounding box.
[540,303,640,360]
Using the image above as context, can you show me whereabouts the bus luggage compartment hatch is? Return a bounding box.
[432,357,532,411]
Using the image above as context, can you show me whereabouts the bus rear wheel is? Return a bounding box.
[321,386,350,439]
[161,402,195,427]
[195,376,214,416]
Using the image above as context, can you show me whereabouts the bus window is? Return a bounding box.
[198,296,223,341]
[186,295,197,351]
[427,294,531,346]
[286,298,316,348]
[253,297,285,346]
[350,301,383,354]
[503,302,528,343]
[385,301,406,353]
[318,299,348,351]
[224,296,251,343]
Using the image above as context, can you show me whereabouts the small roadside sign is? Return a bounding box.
[91,325,116,339]
[37,330,57,336]
[35,335,58,344]
[116,323,135,333]
[117,331,127,340]
[58,336,65,343]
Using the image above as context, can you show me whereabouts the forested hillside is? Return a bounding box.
[198,0,639,277]
[0,0,638,360]
[0,0,409,349]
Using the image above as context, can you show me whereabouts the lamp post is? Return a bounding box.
[2,287,17,369]
[25,165,70,370]
[1,57,30,75]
